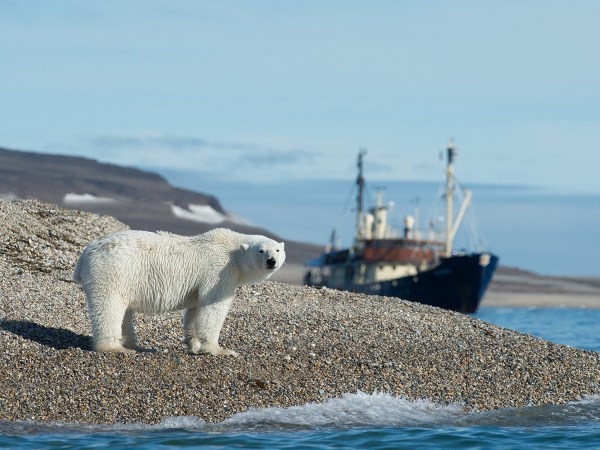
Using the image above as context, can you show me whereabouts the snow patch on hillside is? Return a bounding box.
[171,203,253,226]
[63,193,121,205]
[171,204,225,224]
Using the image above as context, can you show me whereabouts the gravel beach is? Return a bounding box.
[1,200,599,425]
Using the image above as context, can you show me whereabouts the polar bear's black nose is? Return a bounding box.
[267,257,276,269]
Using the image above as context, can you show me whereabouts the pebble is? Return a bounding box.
[0,199,599,425]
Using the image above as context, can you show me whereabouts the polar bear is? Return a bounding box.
[72,228,285,355]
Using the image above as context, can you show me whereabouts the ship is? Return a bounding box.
[303,141,499,313]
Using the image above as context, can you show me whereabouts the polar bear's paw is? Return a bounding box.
[187,339,238,357]
[94,341,138,353]
[213,347,239,357]
[125,343,156,353]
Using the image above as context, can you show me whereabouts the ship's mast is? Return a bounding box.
[445,139,457,256]
[355,148,367,240]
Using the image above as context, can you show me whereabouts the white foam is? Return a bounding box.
[218,392,467,431]
[3,394,598,435]
[63,193,120,205]
[577,394,600,405]
[0,415,207,435]
[153,416,206,429]
[0,393,467,435]
[216,393,600,431]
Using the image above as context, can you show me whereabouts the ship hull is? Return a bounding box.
[313,253,498,313]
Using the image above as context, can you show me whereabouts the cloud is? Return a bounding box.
[63,132,457,185]
[46,132,457,185]
[86,133,317,163]
[77,132,320,182]
[89,134,233,151]
[238,149,316,166]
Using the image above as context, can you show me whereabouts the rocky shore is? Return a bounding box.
[1,200,599,425]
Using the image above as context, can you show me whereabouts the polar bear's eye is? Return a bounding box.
[259,250,264,253]
[276,249,280,252]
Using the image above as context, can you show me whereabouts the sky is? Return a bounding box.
[2,1,600,276]
[1,0,600,194]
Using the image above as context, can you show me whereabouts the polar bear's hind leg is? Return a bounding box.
[121,309,142,351]
[89,299,134,353]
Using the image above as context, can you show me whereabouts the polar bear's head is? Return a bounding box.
[240,236,286,280]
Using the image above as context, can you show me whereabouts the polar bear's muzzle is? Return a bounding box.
[266,257,277,269]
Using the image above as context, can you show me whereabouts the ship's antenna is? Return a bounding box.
[445,138,457,256]
[411,196,420,239]
[355,148,367,240]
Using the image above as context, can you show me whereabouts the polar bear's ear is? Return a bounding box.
[240,243,250,252]
[279,242,285,248]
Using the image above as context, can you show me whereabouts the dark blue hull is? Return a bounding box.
[344,253,499,313]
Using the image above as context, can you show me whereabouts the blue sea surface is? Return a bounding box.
[1,307,599,449]
[477,307,600,352]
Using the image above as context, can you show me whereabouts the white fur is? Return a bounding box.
[72,228,285,355]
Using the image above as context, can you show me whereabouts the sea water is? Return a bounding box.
[1,307,599,449]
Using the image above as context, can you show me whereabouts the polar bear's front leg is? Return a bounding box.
[184,296,238,356]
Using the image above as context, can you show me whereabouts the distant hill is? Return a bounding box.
[0,147,321,265]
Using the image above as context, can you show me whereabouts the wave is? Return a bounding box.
[216,392,467,432]
[2,393,599,435]
[215,392,600,432]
